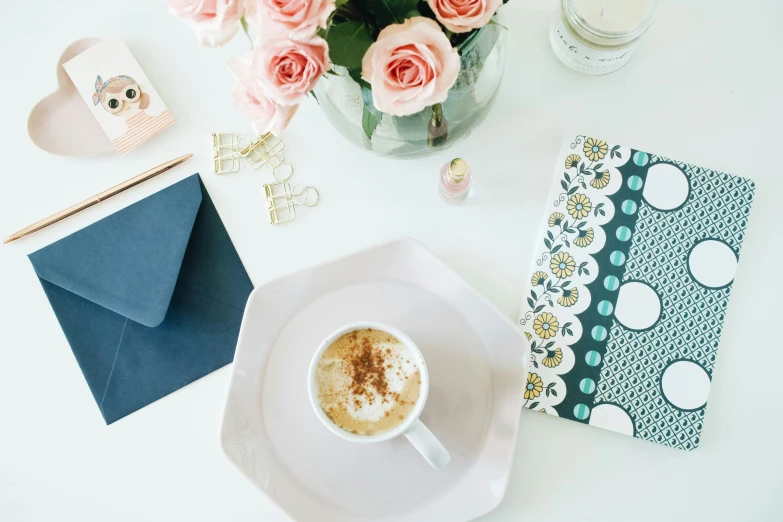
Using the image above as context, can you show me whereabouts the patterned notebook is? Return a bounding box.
[518,134,755,450]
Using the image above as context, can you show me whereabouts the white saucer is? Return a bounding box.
[221,238,527,521]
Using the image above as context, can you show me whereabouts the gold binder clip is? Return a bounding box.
[211,132,241,175]
[238,133,293,181]
[263,180,319,225]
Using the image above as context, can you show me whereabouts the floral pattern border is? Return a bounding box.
[519,135,630,413]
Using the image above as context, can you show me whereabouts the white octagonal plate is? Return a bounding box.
[220,238,527,521]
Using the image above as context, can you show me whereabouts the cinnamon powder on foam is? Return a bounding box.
[315,329,421,436]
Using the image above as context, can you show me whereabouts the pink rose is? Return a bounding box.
[252,0,335,35]
[227,55,298,134]
[427,0,501,33]
[362,17,460,117]
[168,0,245,47]
[253,35,330,106]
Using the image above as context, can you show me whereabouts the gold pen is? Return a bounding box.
[3,153,193,244]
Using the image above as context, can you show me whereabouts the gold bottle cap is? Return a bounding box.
[448,158,468,183]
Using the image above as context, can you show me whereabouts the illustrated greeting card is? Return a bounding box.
[63,38,174,155]
[518,134,755,450]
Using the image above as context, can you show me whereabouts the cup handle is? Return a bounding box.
[404,419,451,469]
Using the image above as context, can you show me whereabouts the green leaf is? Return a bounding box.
[362,106,379,141]
[360,83,382,140]
[366,0,419,27]
[361,86,381,140]
[530,402,540,409]
[335,0,349,7]
[240,17,252,47]
[325,22,373,69]
[527,297,535,308]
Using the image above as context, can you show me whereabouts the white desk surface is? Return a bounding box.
[1,1,781,520]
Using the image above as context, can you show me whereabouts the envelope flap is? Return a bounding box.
[29,175,202,327]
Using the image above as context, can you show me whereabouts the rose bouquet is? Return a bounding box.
[169,0,509,153]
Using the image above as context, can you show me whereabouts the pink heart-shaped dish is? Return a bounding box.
[28,38,113,157]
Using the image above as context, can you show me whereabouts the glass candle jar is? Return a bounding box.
[549,0,659,75]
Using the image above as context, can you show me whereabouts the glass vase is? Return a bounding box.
[314,21,507,159]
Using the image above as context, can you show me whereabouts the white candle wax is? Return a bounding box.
[573,0,656,33]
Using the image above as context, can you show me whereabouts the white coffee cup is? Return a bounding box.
[307,321,451,469]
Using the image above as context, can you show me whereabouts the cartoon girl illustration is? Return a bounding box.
[92,75,174,155]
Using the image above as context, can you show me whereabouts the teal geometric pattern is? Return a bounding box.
[595,159,755,450]
[552,154,649,425]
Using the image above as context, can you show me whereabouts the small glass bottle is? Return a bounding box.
[439,158,472,205]
[549,0,659,75]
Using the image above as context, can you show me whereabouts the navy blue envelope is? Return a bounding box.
[29,174,253,424]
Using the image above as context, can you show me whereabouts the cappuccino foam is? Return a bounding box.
[314,328,421,436]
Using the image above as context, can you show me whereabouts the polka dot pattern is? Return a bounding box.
[616,226,632,241]
[633,151,649,166]
[592,325,608,341]
[627,175,644,191]
[574,404,590,420]
[610,251,626,266]
[585,350,602,366]
[621,200,638,215]
[580,378,596,394]
[597,300,614,316]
